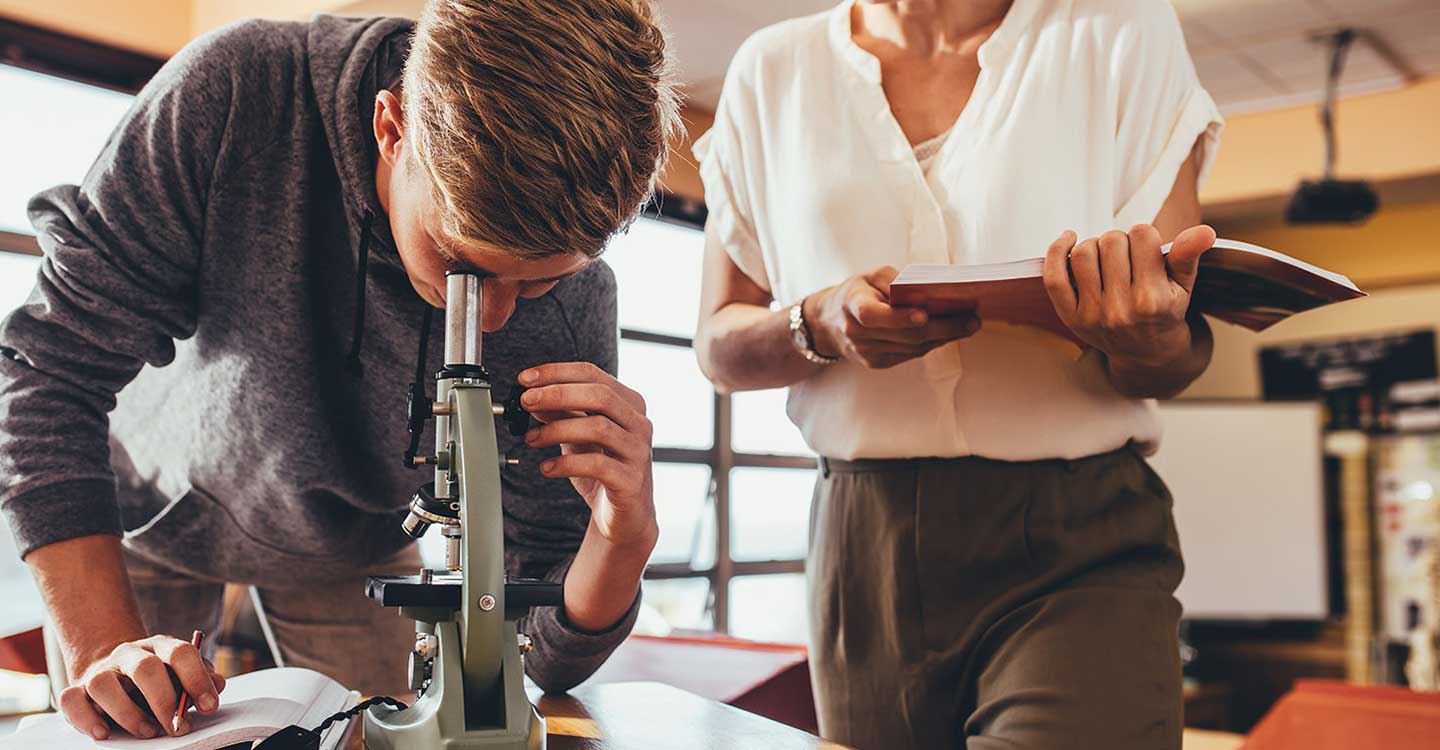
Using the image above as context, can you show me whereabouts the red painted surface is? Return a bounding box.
[586,634,818,733]
[1246,680,1440,750]
[0,627,46,674]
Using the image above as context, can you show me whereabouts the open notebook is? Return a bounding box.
[0,667,358,750]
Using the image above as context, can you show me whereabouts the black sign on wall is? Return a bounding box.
[1260,329,1437,430]
[1261,330,1437,399]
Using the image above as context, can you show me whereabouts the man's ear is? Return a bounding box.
[373,89,405,166]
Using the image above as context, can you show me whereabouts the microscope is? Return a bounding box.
[362,272,562,749]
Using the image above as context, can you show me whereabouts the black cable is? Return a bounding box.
[315,696,408,735]
[403,305,436,468]
[1320,29,1356,180]
[255,696,409,749]
[344,209,376,376]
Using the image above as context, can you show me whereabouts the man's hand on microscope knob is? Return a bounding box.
[517,362,658,550]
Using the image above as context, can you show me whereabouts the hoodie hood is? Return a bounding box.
[306,14,413,271]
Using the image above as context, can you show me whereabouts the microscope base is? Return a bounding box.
[363,620,544,750]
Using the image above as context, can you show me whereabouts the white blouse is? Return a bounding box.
[695,0,1224,461]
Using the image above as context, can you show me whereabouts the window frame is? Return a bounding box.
[630,198,815,637]
[0,17,164,93]
[1,18,162,258]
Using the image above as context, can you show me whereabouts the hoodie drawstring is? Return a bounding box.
[345,209,375,375]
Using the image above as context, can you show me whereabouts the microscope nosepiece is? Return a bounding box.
[400,482,458,539]
[402,511,433,539]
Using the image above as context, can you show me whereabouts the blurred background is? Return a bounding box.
[1,0,1439,740]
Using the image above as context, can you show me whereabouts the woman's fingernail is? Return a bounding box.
[522,390,538,405]
[137,724,157,739]
[540,460,555,474]
[90,726,109,740]
[199,693,218,712]
[519,369,536,384]
[910,311,926,324]
[525,429,539,444]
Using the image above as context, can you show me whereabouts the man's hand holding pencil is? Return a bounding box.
[58,630,226,741]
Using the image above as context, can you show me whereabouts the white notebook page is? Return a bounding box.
[0,667,356,750]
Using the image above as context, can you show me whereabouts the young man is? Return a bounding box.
[0,0,678,741]
[695,0,1222,748]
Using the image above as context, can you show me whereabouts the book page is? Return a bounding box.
[95,697,299,750]
[0,668,349,750]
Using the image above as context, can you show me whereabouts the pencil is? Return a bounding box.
[173,630,206,734]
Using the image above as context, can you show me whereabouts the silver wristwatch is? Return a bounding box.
[789,299,841,365]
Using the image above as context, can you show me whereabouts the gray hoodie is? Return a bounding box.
[0,15,636,691]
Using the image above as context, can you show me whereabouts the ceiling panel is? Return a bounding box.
[1172,0,1439,113]
[1191,51,1283,103]
[1174,0,1333,42]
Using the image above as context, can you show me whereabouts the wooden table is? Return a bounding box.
[1182,728,1244,750]
[340,681,1243,750]
[1183,681,1234,731]
[344,681,849,750]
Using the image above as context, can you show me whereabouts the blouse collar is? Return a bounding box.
[826,0,1039,84]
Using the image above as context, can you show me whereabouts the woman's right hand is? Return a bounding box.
[807,266,981,369]
[60,634,226,740]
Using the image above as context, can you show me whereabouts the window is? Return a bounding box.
[0,57,139,639]
[0,64,135,237]
[0,253,42,312]
[607,213,816,644]
[0,250,43,636]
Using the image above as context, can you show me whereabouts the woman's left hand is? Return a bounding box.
[1041,223,1216,368]
[517,362,658,551]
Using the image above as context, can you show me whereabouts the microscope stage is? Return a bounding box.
[365,574,564,610]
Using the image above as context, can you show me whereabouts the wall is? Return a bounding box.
[1183,282,1440,400]
[1213,200,1440,290]
[659,108,713,202]
[0,0,191,56]
[190,0,356,37]
[1183,197,1440,400]
[1201,76,1440,213]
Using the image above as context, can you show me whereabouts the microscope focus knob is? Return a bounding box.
[503,386,533,437]
[402,382,432,469]
[407,650,431,692]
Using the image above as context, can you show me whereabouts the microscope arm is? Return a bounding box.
[452,381,507,709]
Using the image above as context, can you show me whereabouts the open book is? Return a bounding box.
[889,238,1365,345]
[0,667,357,750]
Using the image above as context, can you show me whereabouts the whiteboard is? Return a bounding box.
[1148,401,1329,621]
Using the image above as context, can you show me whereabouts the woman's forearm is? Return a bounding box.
[695,297,827,395]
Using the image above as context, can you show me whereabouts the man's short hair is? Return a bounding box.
[403,0,681,259]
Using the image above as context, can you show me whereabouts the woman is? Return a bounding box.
[694,1,1223,748]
